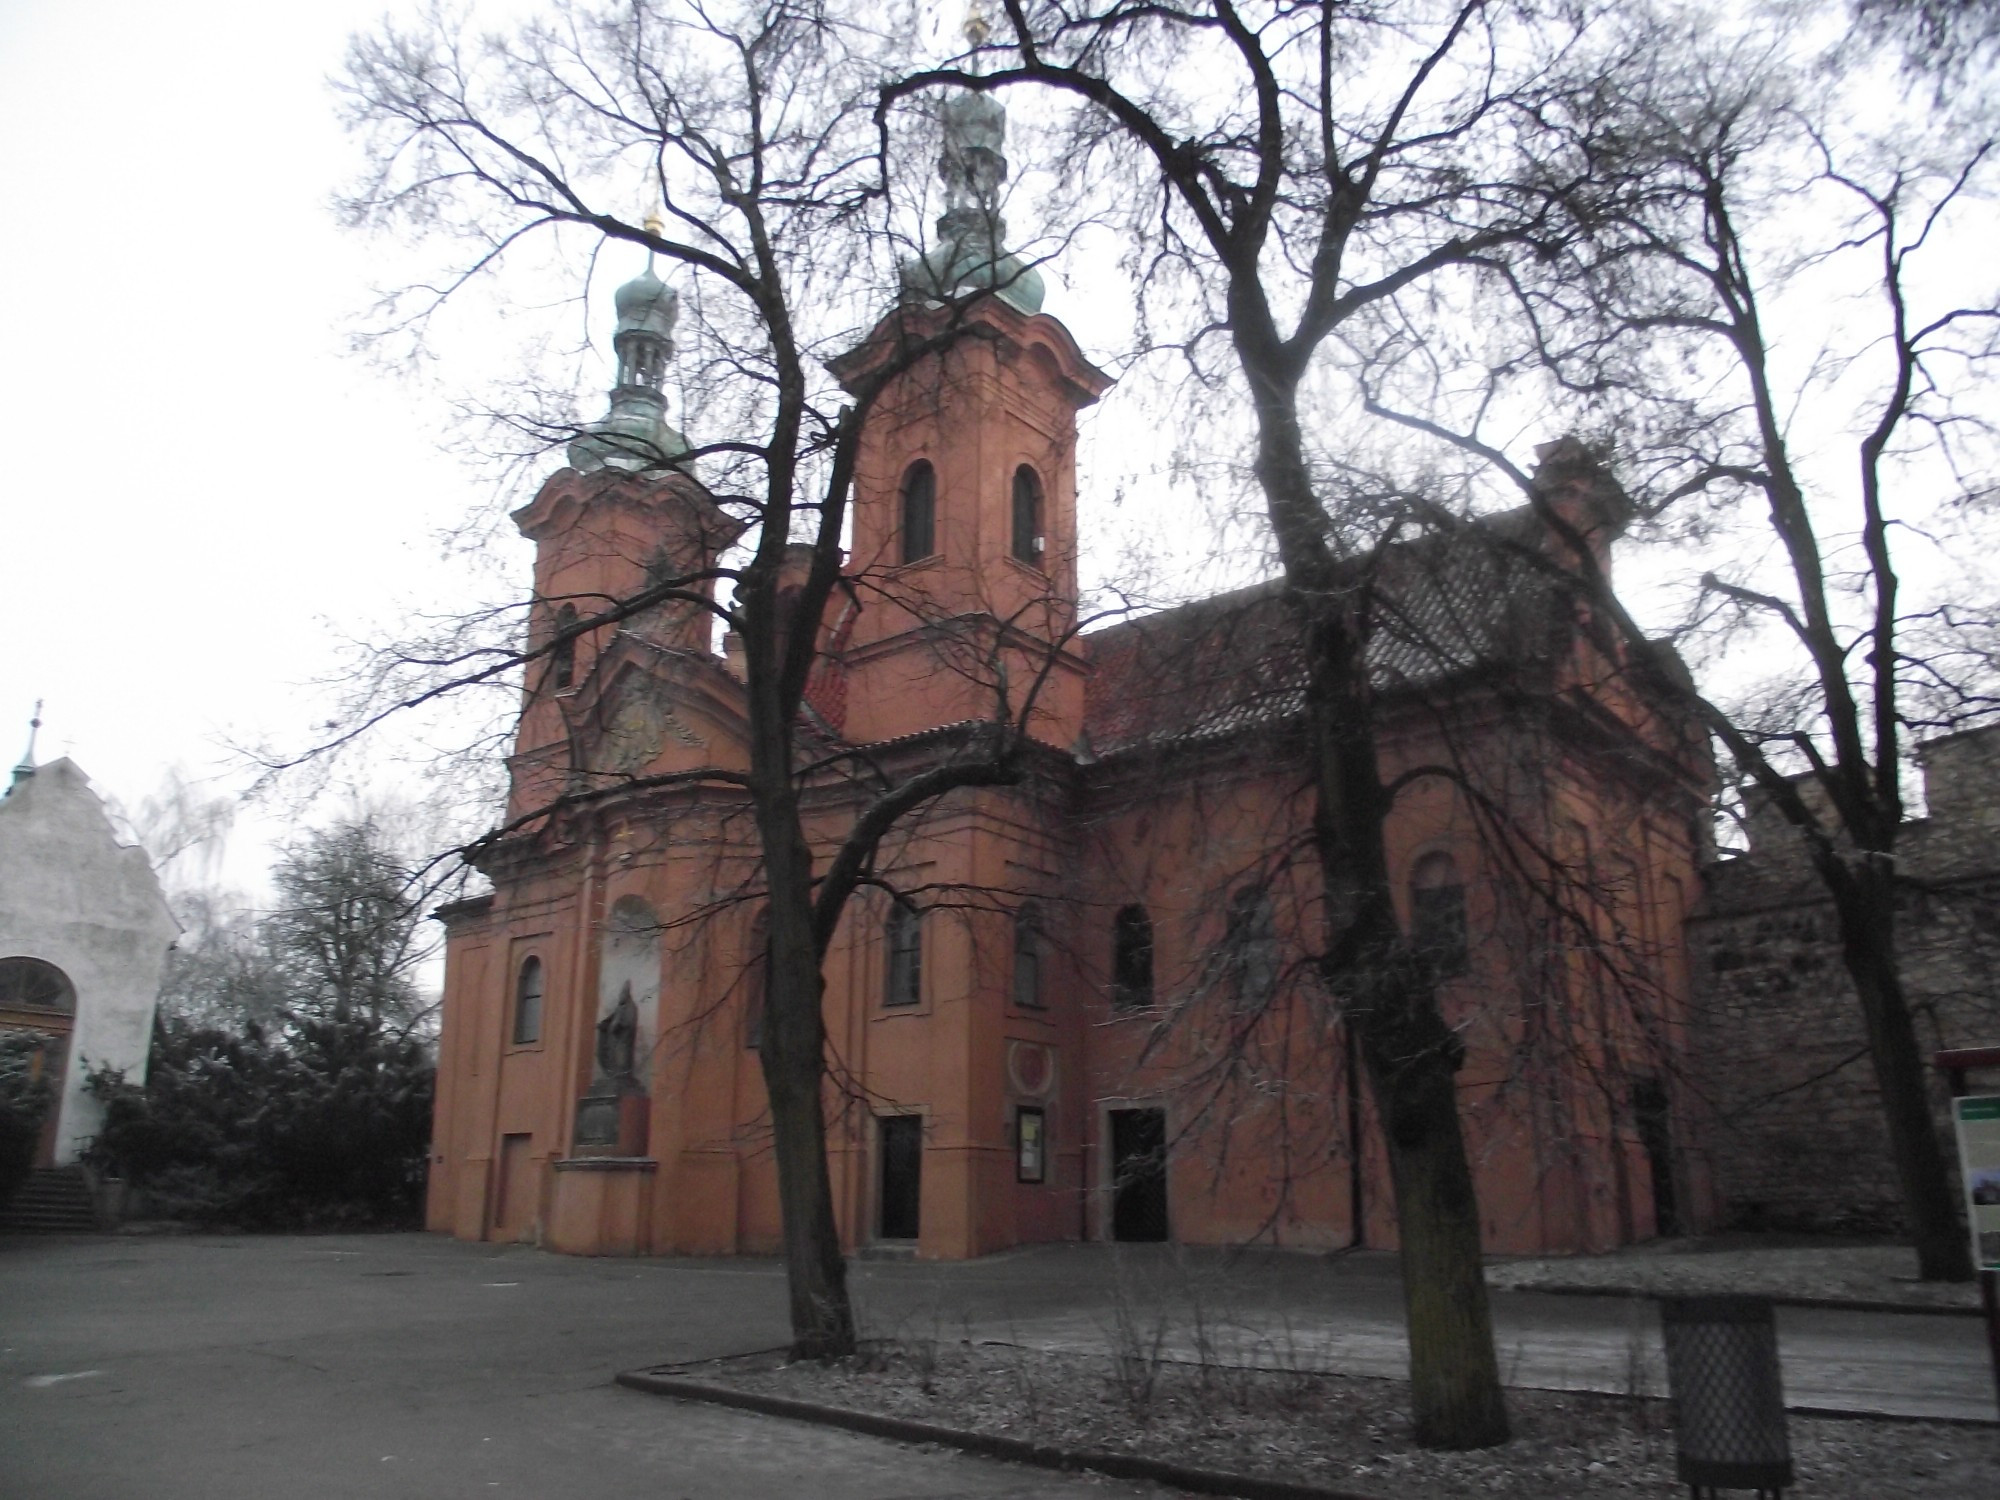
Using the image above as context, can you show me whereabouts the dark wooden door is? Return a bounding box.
[1109,1107,1168,1242]
[1632,1078,1679,1237]
[494,1133,535,1241]
[879,1115,922,1240]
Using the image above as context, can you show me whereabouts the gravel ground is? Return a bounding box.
[1484,1238,1982,1311]
[656,1342,1997,1499]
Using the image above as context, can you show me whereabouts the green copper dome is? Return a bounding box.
[899,83,1048,316]
[899,226,1045,315]
[613,266,678,341]
[570,256,688,474]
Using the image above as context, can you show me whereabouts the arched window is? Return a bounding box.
[884,898,923,1008]
[1221,886,1278,1010]
[1112,904,1154,1011]
[0,956,74,1013]
[1010,465,1044,565]
[1011,901,1045,1009]
[744,909,770,1050]
[1410,851,1469,979]
[512,956,544,1045]
[900,460,937,564]
[551,603,579,690]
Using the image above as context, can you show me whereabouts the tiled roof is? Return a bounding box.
[1081,507,1568,758]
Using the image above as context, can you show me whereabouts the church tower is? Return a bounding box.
[505,239,744,821]
[831,73,1111,749]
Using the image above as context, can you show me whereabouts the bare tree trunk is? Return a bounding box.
[1364,1025,1510,1449]
[1826,857,1972,1281]
[1255,369,1510,1449]
[756,788,857,1357]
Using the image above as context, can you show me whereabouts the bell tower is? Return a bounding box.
[832,75,1112,749]
[505,241,743,819]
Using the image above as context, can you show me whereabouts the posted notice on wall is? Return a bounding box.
[1955,1095,2000,1273]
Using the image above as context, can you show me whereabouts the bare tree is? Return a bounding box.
[882,0,1657,1449]
[1361,13,1998,1279]
[338,0,1102,1356]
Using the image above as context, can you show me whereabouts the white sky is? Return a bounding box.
[0,0,1191,898]
[0,1,504,890]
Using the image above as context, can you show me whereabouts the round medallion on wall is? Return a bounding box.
[1007,1040,1055,1098]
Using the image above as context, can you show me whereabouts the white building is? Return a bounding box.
[0,747,177,1166]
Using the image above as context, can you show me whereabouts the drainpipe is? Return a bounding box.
[1345,1017,1365,1249]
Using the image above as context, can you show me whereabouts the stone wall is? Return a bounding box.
[1689,730,2000,1234]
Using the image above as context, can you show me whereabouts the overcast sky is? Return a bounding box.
[0,1,525,887]
[0,0,1176,896]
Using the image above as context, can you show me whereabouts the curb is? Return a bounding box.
[615,1366,1394,1500]
[1496,1282,1984,1318]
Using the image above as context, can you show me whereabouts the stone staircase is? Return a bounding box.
[0,1167,100,1234]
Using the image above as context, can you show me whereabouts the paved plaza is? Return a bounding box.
[0,1232,1990,1499]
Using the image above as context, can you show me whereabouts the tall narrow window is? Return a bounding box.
[900,460,937,564]
[551,603,579,690]
[1011,901,1044,1009]
[744,910,770,1049]
[1410,851,1469,978]
[513,956,544,1045]
[1221,886,1278,1010]
[1112,904,1154,1010]
[884,898,923,1008]
[1010,465,1043,565]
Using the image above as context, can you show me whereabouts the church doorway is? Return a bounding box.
[0,957,77,1168]
[492,1133,536,1241]
[1109,1107,1168,1242]
[878,1115,922,1241]
[1632,1077,1679,1237]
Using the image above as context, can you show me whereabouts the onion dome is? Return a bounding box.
[899,74,1045,315]
[569,244,688,474]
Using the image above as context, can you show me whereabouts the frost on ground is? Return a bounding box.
[655,1342,1996,1499]
[1484,1239,1981,1311]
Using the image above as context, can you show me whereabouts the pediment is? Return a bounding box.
[562,634,751,781]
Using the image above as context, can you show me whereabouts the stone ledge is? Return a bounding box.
[552,1156,658,1173]
[614,1365,1391,1500]
[1497,1282,1984,1319]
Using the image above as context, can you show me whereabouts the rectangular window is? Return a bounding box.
[1011,903,1044,1009]
[884,900,923,1008]
[1015,1106,1046,1184]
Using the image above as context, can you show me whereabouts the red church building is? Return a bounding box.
[425,94,1713,1262]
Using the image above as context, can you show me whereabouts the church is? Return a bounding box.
[424,90,1714,1261]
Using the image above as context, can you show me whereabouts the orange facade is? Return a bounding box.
[426,297,1713,1260]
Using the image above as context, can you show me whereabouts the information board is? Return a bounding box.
[1954,1095,2000,1273]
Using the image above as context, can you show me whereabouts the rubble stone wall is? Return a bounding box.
[1689,730,2000,1234]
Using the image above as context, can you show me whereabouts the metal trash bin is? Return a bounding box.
[1659,1295,1793,1498]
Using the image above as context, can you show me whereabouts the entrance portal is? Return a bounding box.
[1632,1077,1679,1237]
[878,1115,922,1241]
[1109,1107,1168,1242]
[494,1133,536,1241]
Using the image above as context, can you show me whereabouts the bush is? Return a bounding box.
[85,1013,434,1229]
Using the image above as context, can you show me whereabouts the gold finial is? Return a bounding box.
[964,2,991,49]
[643,208,665,238]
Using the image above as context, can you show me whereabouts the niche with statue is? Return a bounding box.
[573,896,658,1157]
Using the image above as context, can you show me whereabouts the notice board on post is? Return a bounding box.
[1954,1095,2000,1272]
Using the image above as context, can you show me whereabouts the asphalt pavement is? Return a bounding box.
[0,1233,1164,1500]
[1,1232,1991,1500]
